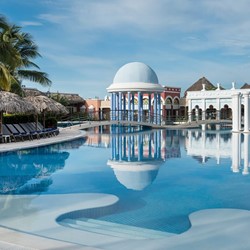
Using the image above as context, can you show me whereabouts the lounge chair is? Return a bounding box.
[19,123,40,139]
[36,122,59,136]
[2,124,22,142]
[13,124,33,140]
[27,123,48,138]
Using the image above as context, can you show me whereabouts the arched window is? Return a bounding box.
[174,98,179,105]
[166,97,172,104]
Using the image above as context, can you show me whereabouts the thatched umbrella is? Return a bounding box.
[0,91,37,133]
[24,95,69,127]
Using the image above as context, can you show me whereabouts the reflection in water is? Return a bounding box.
[185,130,250,175]
[107,126,182,191]
[0,138,87,194]
[85,126,250,191]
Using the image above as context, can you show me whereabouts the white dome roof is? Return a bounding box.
[113,62,158,84]
[107,62,164,93]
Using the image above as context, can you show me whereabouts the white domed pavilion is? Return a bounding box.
[107,62,164,124]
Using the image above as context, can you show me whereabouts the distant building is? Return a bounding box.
[185,78,250,132]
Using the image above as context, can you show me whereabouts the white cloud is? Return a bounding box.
[20,21,43,27]
[23,0,250,97]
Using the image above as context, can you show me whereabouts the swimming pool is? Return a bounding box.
[0,126,249,238]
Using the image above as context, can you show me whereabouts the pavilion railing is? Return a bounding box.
[59,110,233,128]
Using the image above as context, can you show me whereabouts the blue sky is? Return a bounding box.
[1,0,250,98]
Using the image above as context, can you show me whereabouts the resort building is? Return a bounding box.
[185,79,250,132]
[85,96,110,120]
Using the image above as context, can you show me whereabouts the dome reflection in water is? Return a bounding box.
[107,125,166,191]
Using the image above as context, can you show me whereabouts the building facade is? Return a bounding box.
[186,82,250,132]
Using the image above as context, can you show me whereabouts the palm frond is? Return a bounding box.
[0,63,18,91]
[18,70,52,86]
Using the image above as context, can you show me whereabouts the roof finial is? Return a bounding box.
[216,83,220,90]
[201,83,206,91]
[231,81,236,90]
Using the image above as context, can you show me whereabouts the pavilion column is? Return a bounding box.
[115,93,119,120]
[138,91,142,122]
[118,92,122,120]
[157,93,161,124]
[111,93,115,120]
[128,92,131,121]
[123,93,126,120]
[232,93,241,132]
[243,92,250,133]
[148,94,151,123]
[154,93,157,124]
[132,93,135,121]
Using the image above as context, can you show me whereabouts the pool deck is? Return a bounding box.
[0,121,249,250]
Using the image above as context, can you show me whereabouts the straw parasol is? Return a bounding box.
[24,95,69,127]
[0,91,37,133]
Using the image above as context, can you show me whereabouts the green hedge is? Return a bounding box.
[3,114,58,128]
[3,114,35,124]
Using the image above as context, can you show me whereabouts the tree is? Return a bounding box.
[50,93,69,106]
[0,15,51,94]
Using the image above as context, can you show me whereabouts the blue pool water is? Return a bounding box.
[0,126,250,234]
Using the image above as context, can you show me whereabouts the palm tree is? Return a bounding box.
[0,15,51,94]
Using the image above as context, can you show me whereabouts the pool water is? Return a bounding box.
[0,127,249,234]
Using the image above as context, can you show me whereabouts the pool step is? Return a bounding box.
[60,218,174,239]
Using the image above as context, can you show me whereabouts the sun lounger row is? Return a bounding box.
[0,122,59,143]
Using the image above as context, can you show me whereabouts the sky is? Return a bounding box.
[1,0,250,99]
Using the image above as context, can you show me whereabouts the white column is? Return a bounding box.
[201,99,206,120]
[232,93,241,132]
[243,92,250,133]
[216,98,221,120]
